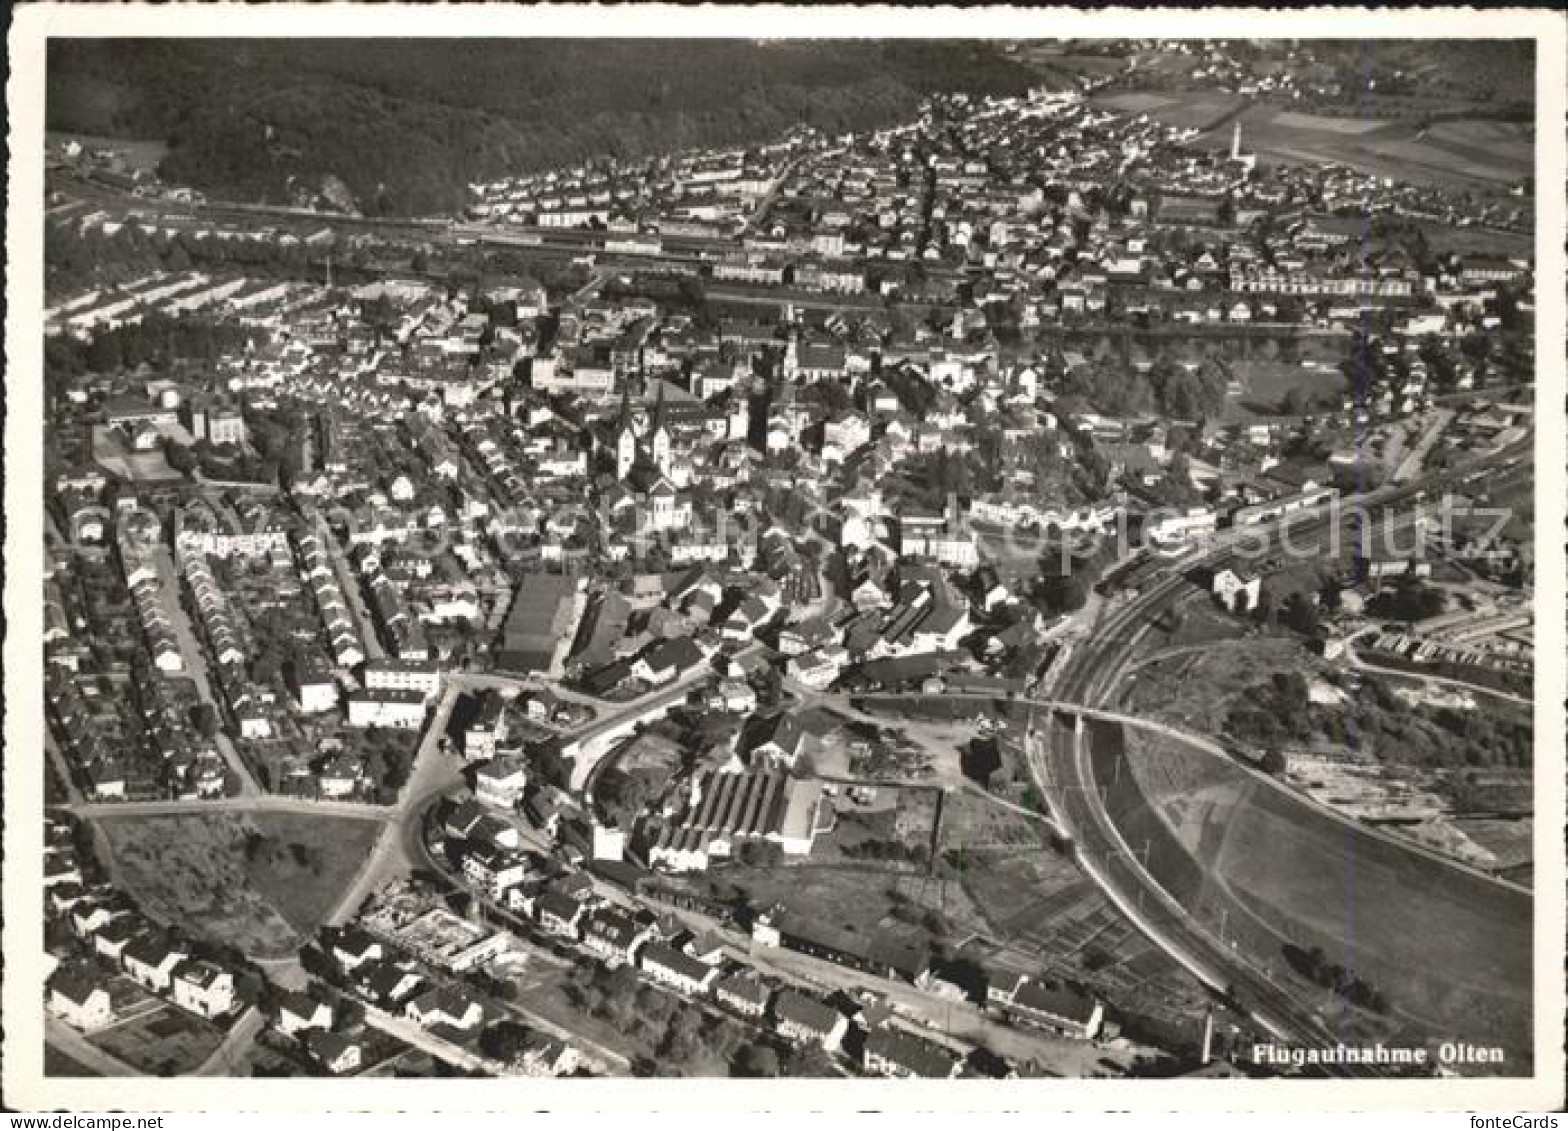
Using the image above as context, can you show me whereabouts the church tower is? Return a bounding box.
[1231,121,1242,162]
[614,380,638,480]
[649,382,672,476]
[781,332,800,381]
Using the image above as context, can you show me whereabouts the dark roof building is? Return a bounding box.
[498,573,579,673]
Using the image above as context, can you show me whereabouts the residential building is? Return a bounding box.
[772,989,848,1051]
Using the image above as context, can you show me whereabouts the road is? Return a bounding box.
[566,648,763,790]
[361,1004,501,1075]
[326,532,385,662]
[194,1005,264,1076]
[150,545,261,797]
[46,728,86,805]
[1392,408,1456,484]
[45,1016,144,1077]
[325,684,468,927]
[737,155,804,235]
[398,793,634,1072]
[66,794,396,821]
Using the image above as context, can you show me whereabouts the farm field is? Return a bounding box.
[1204,103,1533,191]
[938,787,1052,856]
[953,838,1218,1058]
[1095,88,1532,192]
[98,811,382,959]
[1094,722,1533,1069]
[1411,219,1534,260]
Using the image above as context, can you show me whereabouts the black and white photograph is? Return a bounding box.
[4,4,1563,1114]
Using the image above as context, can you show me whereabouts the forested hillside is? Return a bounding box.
[48,40,1034,215]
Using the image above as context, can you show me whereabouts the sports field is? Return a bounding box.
[1092,723,1533,1070]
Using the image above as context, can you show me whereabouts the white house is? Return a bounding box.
[171,960,237,1019]
[638,942,721,997]
[122,935,188,993]
[475,755,528,809]
[1211,567,1262,614]
[277,989,334,1037]
[48,969,114,1031]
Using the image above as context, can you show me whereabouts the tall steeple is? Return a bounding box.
[649,381,671,476]
[614,378,637,480]
[1230,120,1242,162]
[615,376,634,432]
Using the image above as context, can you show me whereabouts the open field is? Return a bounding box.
[1094,722,1532,1069]
[1094,85,1535,192]
[1093,91,1178,114]
[1410,219,1534,260]
[1120,637,1311,733]
[703,863,934,945]
[1204,103,1533,191]
[1452,817,1534,872]
[245,811,385,933]
[1093,90,1246,133]
[98,811,382,958]
[1270,111,1385,135]
[1224,360,1347,420]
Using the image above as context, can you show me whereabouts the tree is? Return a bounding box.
[86,331,124,373]
[658,1004,707,1064]
[731,1042,781,1077]
[190,702,219,738]
[1280,387,1315,416]
[738,840,785,868]
[161,437,197,475]
[1260,749,1288,776]
[1036,568,1091,616]
[786,1042,838,1077]
[478,1020,535,1062]
[1283,593,1320,636]
[1254,588,1278,628]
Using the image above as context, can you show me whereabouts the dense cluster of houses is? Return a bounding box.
[44,816,243,1035]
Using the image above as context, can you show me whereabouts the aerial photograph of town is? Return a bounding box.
[27,30,1545,1091]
